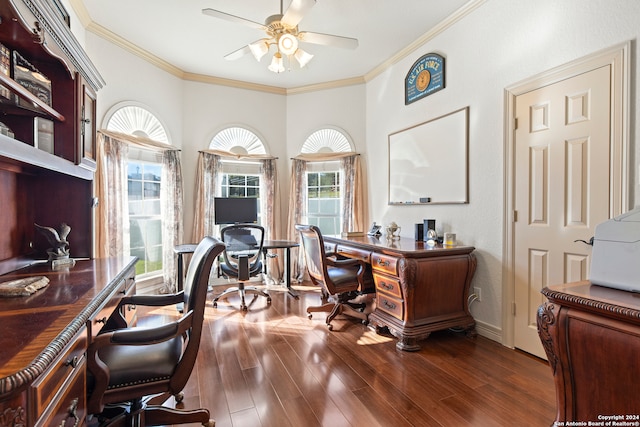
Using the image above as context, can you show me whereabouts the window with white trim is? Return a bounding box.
[301,128,353,235]
[105,104,170,278]
[210,127,267,224]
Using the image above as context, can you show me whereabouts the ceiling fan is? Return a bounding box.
[202,0,358,73]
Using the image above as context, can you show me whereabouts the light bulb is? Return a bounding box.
[278,33,298,55]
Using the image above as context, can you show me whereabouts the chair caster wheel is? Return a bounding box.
[267,297,272,304]
[308,313,313,319]
[241,305,248,311]
[327,324,334,331]
[174,391,184,403]
[213,301,218,308]
[204,420,215,427]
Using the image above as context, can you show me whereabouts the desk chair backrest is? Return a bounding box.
[220,224,265,280]
[295,224,336,294]
[86,236,225,418]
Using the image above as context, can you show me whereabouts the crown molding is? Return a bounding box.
[364,0,486,82]
[71,0,486,95]
[184,73,287,95]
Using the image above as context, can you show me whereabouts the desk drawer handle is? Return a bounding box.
[94,316,108,324]
[64,356,79,369]
[379,281,394,291]
[376,259,389,267]
[59,398,79,427]
[382,300,396,310]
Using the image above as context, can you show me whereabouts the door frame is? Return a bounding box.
[502,41,631,349]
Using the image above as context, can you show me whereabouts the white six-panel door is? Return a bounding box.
[513,65,611,358]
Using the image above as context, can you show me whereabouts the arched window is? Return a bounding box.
[301,128,353,153]
[210,126,266,155]
[105,104,170,143]
[104,103,170,279]
[301,128,354,235]
[209,127,268,223]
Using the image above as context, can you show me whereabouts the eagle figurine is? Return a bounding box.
[34,222,71,260]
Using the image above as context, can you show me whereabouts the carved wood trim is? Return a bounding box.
[537,302,558,374]
[0,406,26,427]
[542,287,640,321]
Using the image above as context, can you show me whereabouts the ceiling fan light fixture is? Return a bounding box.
[294,48,313,68]
[268,52,285,73]
[278,33,298,55]
[249,40,269,61]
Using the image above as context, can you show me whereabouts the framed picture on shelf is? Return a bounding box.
[34,117,54,154]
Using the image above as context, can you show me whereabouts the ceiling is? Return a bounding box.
[78,0,475,91]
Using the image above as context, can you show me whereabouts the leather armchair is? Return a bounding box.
[86,236,225,427]
[295,224,369,330]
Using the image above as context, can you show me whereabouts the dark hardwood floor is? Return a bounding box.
[138,281,556,427]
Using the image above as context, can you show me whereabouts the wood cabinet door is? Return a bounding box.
[76,74,97,170]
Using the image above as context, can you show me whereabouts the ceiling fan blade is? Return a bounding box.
[202,8,267,31]
[298,31,359,49]
[224,45,252,61]
[281,0,316,27]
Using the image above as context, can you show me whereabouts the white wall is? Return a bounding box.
[365,0,640,337]
[286,85,368,226]
[77,0,639,345]
[180,82,286,238]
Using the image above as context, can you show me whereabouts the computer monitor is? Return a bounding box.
[214,197,258,225]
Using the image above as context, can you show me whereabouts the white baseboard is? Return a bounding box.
[475,319,502,344]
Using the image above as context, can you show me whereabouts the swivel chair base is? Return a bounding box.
[213,282,271,311]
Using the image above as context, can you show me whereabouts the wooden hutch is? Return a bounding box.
[0,0,103,271]
[0,1,137,426]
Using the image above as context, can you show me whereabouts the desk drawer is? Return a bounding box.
[371,253,398,276]
[376,294,404,321]
[373,273,402,298]
[88,277,128,338]
[31,328,86,422]
[34,357,85,427]
[336,245,371,263]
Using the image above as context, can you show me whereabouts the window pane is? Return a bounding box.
[319,172,337,186]
[146,220,162,246]
[246,176,259,187]
[127,160,164,279]
[319,199,339,214]
[308,199,319,214]
[128,181,142,199]
[144,182,161,198]
[144,164,162,181]
[246,188,259,198]
[307,173,318,187]
[130,219,145,248]
[228,175,245,186]
[229,187,245,197]
[308,188,319,199]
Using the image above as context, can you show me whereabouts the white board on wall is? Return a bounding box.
[388,106,469,205]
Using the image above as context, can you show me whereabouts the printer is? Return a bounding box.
[590,207,640,292]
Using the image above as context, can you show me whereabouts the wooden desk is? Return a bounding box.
[538,281,640,424]
[324,236,477,351]
[0,256,137,427]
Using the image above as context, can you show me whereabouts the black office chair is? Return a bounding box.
[295,224,369,330]
[213,223,271,311]
[86,236,225,427]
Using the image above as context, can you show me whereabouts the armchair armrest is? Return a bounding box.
[120,291,184,308]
